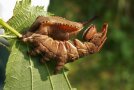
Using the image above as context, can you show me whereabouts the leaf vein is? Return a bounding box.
[45,62,54,90]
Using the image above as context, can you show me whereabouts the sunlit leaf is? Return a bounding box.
[4,0,75,90]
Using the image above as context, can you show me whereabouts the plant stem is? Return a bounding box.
[0,19,22,38]
[0,35,17,38]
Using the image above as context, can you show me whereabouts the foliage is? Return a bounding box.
[0,0,75,90]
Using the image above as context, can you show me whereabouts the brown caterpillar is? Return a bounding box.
[22,23,108,74]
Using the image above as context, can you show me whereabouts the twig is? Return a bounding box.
[0,35,17,38]
[0,19,22,38]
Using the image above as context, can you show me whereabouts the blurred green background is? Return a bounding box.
[48,0,134,90]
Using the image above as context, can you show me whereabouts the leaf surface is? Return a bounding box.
[4,0,74,90]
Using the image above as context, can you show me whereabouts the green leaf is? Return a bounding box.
[4,0,75,90]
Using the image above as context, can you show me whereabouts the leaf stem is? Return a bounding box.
[0,35,17,38]
[0,19,22,38]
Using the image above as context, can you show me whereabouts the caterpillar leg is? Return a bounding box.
[40,54,50,64]
[83,23,108,52]
[28,47,42,56]
[54,59,65,74]
[91,23,108,51]
[83,24,97,41]
[97,24,108,51]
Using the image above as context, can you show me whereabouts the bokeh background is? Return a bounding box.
[48,0,134,90]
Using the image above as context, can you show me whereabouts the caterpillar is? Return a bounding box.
[22,23,108,74]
